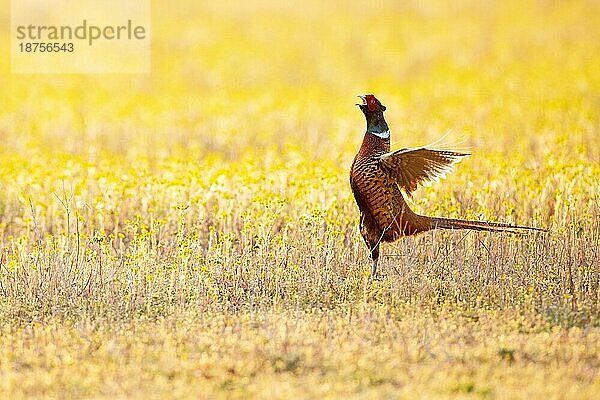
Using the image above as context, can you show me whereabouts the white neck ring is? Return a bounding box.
[370,129,390,139]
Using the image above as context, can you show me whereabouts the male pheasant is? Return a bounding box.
[350,94,544,277]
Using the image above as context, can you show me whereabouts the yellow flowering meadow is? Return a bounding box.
[1,0,599,398]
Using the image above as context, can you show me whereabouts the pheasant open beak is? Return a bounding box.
[356,95,367,107]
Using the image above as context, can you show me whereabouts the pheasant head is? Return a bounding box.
[356,94,389,139]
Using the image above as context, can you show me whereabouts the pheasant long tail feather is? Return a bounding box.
[429,216,547,234]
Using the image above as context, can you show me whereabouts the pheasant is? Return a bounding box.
[350,94,545,277]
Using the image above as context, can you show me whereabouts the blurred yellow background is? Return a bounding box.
[2,0,598,232]
[3,0,599,156]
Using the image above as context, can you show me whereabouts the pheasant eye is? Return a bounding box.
[368,97,377,111]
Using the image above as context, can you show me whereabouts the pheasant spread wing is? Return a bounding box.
[378,148,469,195]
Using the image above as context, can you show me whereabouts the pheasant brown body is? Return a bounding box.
[350,94,545,277]
[351,134,429,244]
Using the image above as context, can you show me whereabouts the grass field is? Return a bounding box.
[1,0,600,398]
